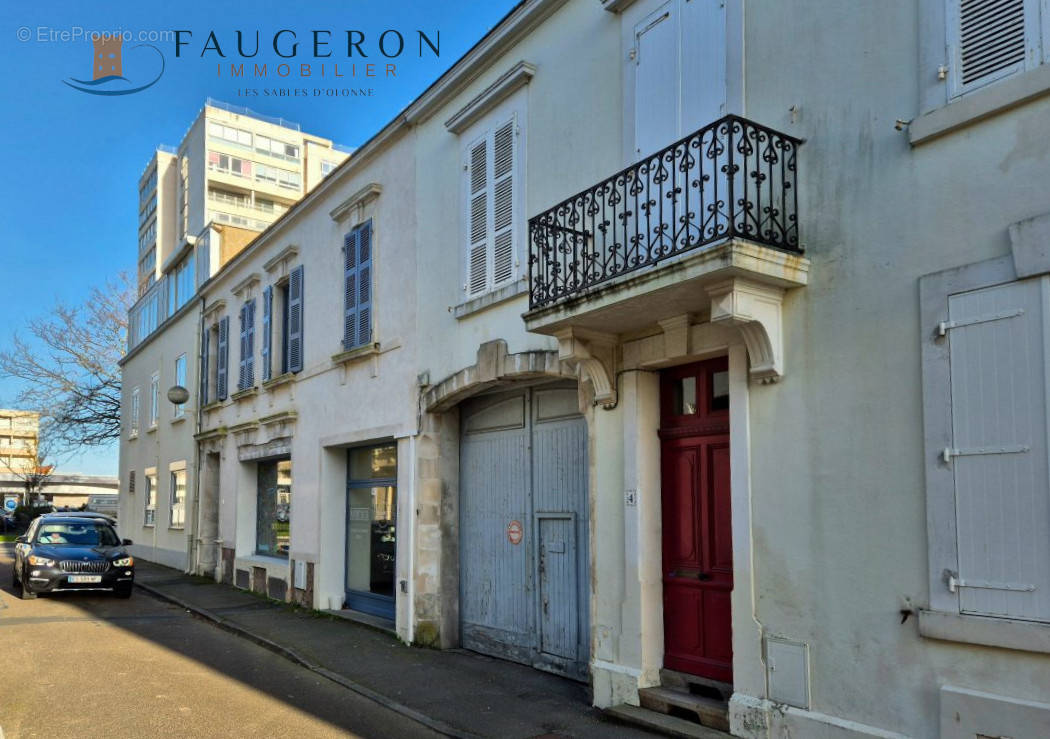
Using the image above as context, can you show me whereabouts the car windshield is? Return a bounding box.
[35,523,120,547]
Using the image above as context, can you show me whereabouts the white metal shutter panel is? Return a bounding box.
[467,139,489,297]
[947,277,1050,622]
[634,5,678,158]
[949,0,1032,96]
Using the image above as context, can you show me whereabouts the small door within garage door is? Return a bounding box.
[459,383,589,680]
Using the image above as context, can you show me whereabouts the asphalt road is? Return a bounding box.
[0,543,441,739]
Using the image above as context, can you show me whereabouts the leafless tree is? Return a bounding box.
[0,272,133,453]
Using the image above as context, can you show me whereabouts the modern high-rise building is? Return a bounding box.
[135,99,350,297]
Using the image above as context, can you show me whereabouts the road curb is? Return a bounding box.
[136,581,477,739]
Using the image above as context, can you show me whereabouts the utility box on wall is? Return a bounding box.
[766,636,810,709]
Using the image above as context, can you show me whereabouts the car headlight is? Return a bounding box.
[112,556,134,567]
[27,555,55,567]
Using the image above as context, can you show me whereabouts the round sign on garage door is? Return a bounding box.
[506,520,523,545]
[3,497,16,512]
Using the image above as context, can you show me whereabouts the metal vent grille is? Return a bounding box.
[960,0,1026,86]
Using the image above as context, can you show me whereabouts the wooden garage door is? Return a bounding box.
[459,384,589,680]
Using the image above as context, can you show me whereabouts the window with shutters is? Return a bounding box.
[343,223,373,350]
[921,270,1050,637]
[462,109,522,299]
[946,0,1044,99]
[128,470,136,496]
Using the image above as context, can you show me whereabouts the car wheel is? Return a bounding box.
[11,566,18,589]
[114,585,133,599]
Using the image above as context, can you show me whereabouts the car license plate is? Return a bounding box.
[68,575,102,583]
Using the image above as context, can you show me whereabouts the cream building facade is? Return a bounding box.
[119,1,1050,737]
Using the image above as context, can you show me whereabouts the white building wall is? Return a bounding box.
[117,302,199,572]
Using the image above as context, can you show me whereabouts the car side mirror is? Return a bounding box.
[122,538,133,546]
[14,536,26,544]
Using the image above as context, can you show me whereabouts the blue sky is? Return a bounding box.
[0,1,519,475]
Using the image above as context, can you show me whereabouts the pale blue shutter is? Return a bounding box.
[287,265,304,373]
[343,229,358,349]
[217,316,229,400]
[200,322,209,404]
[237,304,247,390]
[262,286,273,382]
[245,298,256,387]
[357,220,373,346]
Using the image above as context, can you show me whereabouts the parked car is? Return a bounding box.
[44,511,117,525]
[11,514,134,600]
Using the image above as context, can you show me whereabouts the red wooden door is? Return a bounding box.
[660,358,732,682]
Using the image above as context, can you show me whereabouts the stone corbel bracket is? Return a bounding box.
[553,327,617,408]
[706,278,787,384]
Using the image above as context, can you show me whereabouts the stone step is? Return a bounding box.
[639,687,730,732]
[605,704,732,739]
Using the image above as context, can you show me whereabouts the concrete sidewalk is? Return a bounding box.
[134,561,653,739]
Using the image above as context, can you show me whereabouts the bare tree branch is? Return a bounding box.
[0,272,133,453]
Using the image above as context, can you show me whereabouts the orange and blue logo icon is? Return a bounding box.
[63,34,164,95]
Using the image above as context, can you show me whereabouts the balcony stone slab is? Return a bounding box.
[524,238,808,383]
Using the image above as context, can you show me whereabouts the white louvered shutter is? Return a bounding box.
[467,139,489,297]
[946,277,1050,622]
[492,120,516,287]
[949,0,1034,97]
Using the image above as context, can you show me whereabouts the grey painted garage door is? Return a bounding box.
[459,383,589,680]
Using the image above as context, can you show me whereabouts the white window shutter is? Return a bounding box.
[946,277,1050,622]
[467,139,489,297]
[949,0,1033,97]
[492,120,515,286]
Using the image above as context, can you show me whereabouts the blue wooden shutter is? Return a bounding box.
[357,220,373,346]
[287,265,304,373]
[237,303,247,390]
[245,298,256,387]
[200,322,210,404]
[262,286,273,382]
[343,229,358,349]
[217,316,229,400]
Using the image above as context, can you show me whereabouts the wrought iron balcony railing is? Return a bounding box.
[528,115,802,310]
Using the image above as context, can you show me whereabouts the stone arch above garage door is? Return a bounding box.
[423,339,577,413]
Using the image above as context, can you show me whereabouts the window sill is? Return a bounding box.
[146,425,157,434]
[910,65,1050,146]
[128,433,139,441]
[454,277,528,319]
[239,553,289,568]
[918,609,1050,654]
[143,523,155,528]
[263,372,295,390]
[231,387,258,402]
[332,343,379,365]
[202,400,223,412]
[170,415,186,425]
[168,526,185,531]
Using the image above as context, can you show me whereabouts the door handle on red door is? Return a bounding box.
[696,572,712,581]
